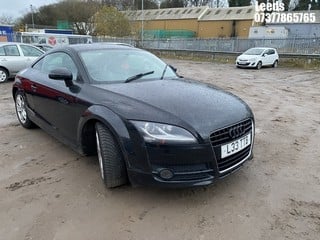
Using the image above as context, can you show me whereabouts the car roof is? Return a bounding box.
[52,42,136,52]
[248,47,276,50]
[0,42,18,46]
[0,42,41,47]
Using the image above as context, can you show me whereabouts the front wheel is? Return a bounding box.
[95,122,127,188]
[0,67,8,83]
[272,60,278,68]
[256,61,262,70]
[15,92,35,129]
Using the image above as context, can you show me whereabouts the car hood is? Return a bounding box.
[92,79,252,141]
[237,54,260,60]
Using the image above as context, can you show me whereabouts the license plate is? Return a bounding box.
[221,133,251,159]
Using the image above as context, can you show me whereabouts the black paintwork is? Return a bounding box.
[12,44,255,187]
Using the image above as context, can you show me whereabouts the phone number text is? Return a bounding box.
[254,12,316,23]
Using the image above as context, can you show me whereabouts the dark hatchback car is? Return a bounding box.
[13,43,255,188]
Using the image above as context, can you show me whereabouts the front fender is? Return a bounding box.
[77,104,134,166]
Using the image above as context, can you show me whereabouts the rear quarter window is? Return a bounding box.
[20,45,43,57]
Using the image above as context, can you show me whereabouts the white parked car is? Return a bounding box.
[236,47,279,70]
[0,42,44,82]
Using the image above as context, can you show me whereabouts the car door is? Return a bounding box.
[267,49,277,65]
[263,49,274,65]
[0,44,25,75]
[30,52,85,144]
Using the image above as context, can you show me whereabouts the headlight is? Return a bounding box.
[249,58,257,61]
[131,121,197,144]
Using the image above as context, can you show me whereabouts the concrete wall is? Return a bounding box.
[149,49,320,69]
[165,19,198,32]
[235,20,253,38]
[198,21,233,38]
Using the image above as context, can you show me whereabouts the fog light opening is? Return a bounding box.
[159,169,174,180]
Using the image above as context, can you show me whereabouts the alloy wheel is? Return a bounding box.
[96,131,105,180]
[0,69,8,82]
[16,94,27,124]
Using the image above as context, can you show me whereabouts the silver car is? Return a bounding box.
[0,42,44,82]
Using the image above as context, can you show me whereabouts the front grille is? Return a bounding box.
[170,172,212,181]
[210,119,253,173]
[237,62,250,66]
[210,119,252,145]
[217,146,251,172]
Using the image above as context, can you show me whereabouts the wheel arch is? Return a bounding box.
[0,66,9,75]
[12,87,18,101]
[78,105,132,162]
[12,76,23,100]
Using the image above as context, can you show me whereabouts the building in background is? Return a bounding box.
[123,6,256,39]
[267,11,320,38]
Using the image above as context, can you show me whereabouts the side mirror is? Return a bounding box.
[49,68,73,87]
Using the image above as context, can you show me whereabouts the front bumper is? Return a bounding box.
[236,60,257,68]
[127,154,252,188]
[126,119,254,187]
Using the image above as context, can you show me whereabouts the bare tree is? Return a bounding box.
[17,0,102,35]
[133,0,159,10]
[160,0,185,8]
[188,0,211,6]
[228,0,251,7]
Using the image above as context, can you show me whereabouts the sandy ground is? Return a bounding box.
[0,61,319,240]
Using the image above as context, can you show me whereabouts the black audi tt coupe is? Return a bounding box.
[12,43,255,188]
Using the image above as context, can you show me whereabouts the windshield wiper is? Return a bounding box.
[125,71,154,83]
[160,64,168,80]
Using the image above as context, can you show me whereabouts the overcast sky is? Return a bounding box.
[1,0,58,19]
[1,0,303,20]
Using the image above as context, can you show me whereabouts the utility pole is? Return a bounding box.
[141,0,144,47]
[30,4,35,30]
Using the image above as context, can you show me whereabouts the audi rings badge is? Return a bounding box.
[229,124,245,139]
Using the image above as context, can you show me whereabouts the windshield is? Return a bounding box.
[243,48,265,55]
[79,49,178,83]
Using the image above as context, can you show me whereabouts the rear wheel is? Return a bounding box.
[15,91,36,129]
[256,61,262,70]
[0,67,8,83]
[95,122,127,188]
[272,60,278,68]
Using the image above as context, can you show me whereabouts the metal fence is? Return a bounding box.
[5,32,319,55]
[93,37,320,55]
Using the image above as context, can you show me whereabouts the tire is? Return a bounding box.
[95,122,127,188]
[272,60,278,68]
[15,91,36,129]
[256,61,262,70]
[0,67,8,83]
